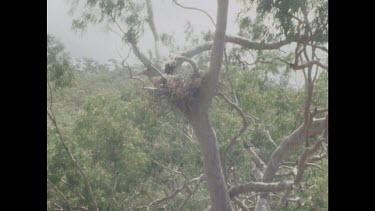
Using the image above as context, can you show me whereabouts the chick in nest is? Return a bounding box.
[164,58,177,75]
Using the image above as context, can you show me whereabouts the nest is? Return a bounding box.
[150,72,205,114]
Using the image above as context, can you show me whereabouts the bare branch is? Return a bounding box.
[146,174,204,209]
[308,43,328,53]
[233,197,250,211]
[280,162,324,171]
[181,41,213,58]
[146,0,162,66]
[158,120,196,143]
[312,64,319,85]
[276,186,293,210]
[302,64,314,131]
[173,0,216,27]
[218,92,250,180]
[129,42,165,78]
[308,153,327,163]
[148,183,187,207]
[146,155,183,175]
[226,36,292,51]
[278,122,328,209]
[108,173,121,211]
[261,117,327,185]
[294,135,326,183]
[47,81,53,111]
[109,13,164,79]
[228,181,293,198]
[174,175,204,211]
[243,142,266,171]
[224,47,239,104]
[175,56,199,75]
[47,178,72,210]
[308,117,327,135]
[179,36,292,60]
[291,60,328,71]
[47,111,98,211]
[264,129,277,147]
[120,53,146,88]
[218,92,249,154]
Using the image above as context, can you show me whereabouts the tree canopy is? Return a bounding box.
[47,0,328,210]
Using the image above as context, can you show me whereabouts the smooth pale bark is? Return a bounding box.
[184,0,232,210]
[180,36,293,59]
[146,0,161,68]
[127,1,233,210]
[254,118,327,211]
[188,111,232,211]
[228,181,293,198]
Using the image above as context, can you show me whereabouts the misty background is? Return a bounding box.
[47,0,312,88]
[47,0,242,64]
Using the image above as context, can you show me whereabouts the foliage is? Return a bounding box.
[47,34,74,88]
[47,0,328,210]
[47,43,327,210]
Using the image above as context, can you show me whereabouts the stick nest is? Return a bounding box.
[151,72,205,113]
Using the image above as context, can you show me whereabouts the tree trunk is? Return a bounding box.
[185,1,232,210]
[128,0,232,209]
[188,110,233,211]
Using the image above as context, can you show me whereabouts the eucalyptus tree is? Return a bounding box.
[67,0,328,210]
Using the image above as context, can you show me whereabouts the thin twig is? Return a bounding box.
[174,175,204,211]
[47,110,98,211]
[173,0,216,27]
[47,178,72,210]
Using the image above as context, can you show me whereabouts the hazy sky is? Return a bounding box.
[47,0,242,64]
[47,0,315,88]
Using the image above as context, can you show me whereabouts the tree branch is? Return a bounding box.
[218,92,250,180]
[180,36,292,59]
[243,141,266,173]
[146,155,183,176]
[291,60,328,71]
[226,36,292,51]
[175,56,199,75]
[224,47,239,104]
[173,0,215,27]
[148,183,187,207]
[174,174,204,211]
[47,111,98,211]
[278,125,327,209]
[308,153,327,163]
[108,172,121,211]
[218,92,249,154]
[233,197,250,211]
[146,0,162,66]
[196,0,229,110]
[110,14,164,79]
[146,174,204,209]
[47,178,72,211]
[129,42,165,78]
[228,181,293,198]
[261,117,327,185]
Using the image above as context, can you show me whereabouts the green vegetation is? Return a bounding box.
[47,0,328,210]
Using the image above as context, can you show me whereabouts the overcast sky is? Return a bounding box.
[47,0,315,88]
[47,0,242,64]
